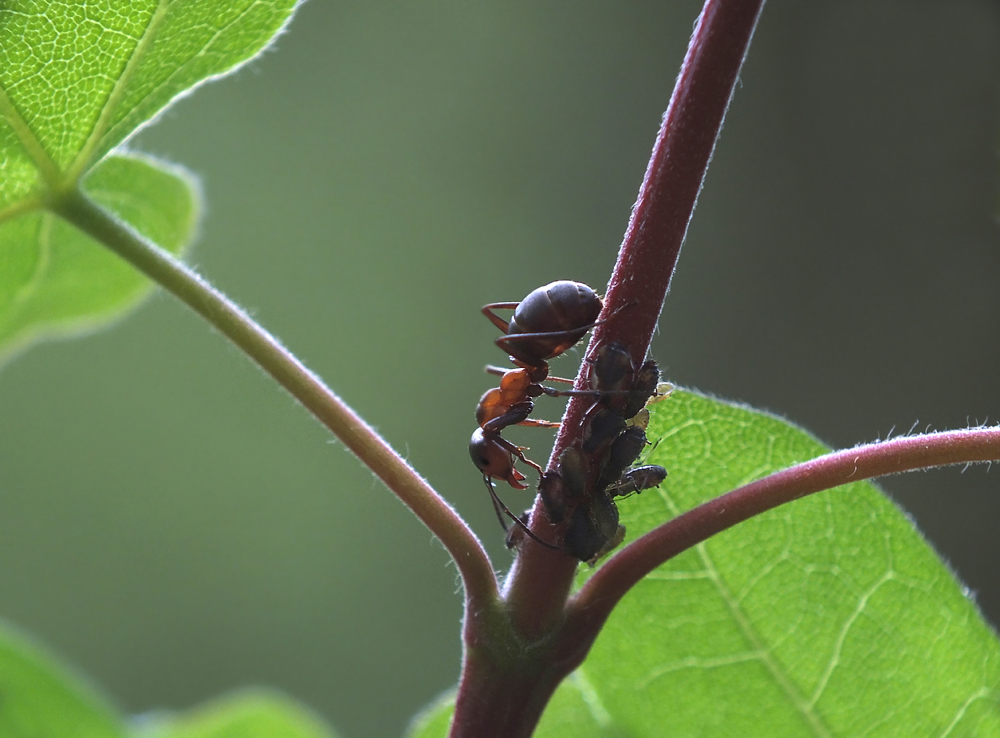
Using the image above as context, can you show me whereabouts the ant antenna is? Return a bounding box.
[481,476,560,551]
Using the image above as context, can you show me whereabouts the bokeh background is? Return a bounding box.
[0,2,998,736]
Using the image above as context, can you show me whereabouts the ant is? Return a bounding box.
[470,281,609,545]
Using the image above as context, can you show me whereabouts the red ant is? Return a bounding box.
[470,280,608,545]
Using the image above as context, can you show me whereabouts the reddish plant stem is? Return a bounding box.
[449,645,568,738]
[450,2,766,734]
[502,0,766,639]
[565,427,1000,639]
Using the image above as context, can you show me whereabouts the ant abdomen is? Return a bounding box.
[486,281,603,367]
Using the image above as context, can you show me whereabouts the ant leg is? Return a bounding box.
[479,404,547,473]
[479,411,554,462]
[495,327,590,360]
[494,303,635,360]
[516,418,560,429]
[545,375,576,385]
[538,385,627,399]
[481,401,534,435]
[483,364,568,384]
[481,303,520,334]
[486,432,544,476]
[484,365,623,402]
[482,476,560,551]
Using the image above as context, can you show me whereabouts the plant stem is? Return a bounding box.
[450,643,566,738]
[567,427,1000,638]
[51,186,499,608]
[449,1,768,734]
[504,0,767,639]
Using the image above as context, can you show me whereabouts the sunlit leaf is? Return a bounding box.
[0,153,197,362]
[0,0,299,361]
[411,390,1000,736]
[559,390,1000,736]
[0,0,301,198]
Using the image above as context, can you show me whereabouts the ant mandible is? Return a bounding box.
[469,280,606,543]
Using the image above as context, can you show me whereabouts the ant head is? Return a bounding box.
[469,428,528,489]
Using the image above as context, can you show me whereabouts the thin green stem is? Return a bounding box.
[50,186,499,607]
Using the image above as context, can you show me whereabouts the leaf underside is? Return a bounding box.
[413,390,1000,737]
[0,153,198,362]
[0,0,300,362]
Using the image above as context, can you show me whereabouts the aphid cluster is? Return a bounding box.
[470,280,667,559]
[539,342,666,562]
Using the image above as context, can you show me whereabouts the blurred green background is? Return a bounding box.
[0,2,998,736]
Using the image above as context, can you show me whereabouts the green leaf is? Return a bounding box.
[552,390,1000,736]
[133,689,340,738]
[0,0,301,195]
[411,390,1000,737]
[0,0,299,360]
[0,619,126,738]
[0,153,198,362]
[404,691,456,738]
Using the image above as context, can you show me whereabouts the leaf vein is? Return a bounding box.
[0,82,61,183]
[100,0,275,158]
[658,485,834,737]
[807,530,895,708]
[637,650,765,689]
[70,0,172,179]
[938,687,991,738]
[568,669,614,728]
